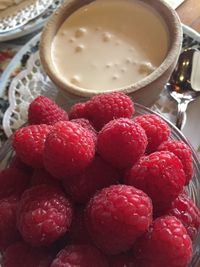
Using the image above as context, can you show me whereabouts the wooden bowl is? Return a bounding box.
[40,0,182,106]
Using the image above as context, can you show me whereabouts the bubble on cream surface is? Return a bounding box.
[75,27,87,38]
[71,75,81,86]
[75,44,85,53]
[52,0,169,91]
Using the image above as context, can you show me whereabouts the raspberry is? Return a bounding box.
[85,185,152,254]
[133,114,170,153]
[63,156,119,203]
[134,216,192,267]
[85,92,134,130]
[31,168,60,187]
[71,118,97,143]
[2,241,52,267]
[0,197,20,251]
[17,185,73,246]
[0,167,30,198]
[9,155,33,174]
[12,124,52,168]
[168,193,200,240]
[125,151,186,212]
[65,206,92,245]
[157,140,193,185]
[28,96,68,125]
[68,102,87,120]
[108,252,136,267]
[44,121,95,179]
[97,118,147,169]
[51,245,109,267]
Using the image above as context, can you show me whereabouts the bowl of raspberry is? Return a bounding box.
[0,92,199,267]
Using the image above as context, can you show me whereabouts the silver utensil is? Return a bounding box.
[166,48,200,130]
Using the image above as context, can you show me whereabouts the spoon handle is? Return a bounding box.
[176,100,190,130]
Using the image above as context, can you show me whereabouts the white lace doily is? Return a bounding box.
[3,52,58,137]
[0,0,53,33]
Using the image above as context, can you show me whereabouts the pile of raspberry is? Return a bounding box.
[0,92,199,267]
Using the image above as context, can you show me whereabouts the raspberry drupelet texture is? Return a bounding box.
[0,197,20,251]
[43,121,95,179]
[17,185,73,246]
[63,156,119,203]
[50,245,109,267]
[134,216,192,267]
[133,114,170,153]
[68,102,87,120]
[157,140,193,185]
[168,192,200,240]
[2,241,52,267]
[97,118,147,169]
[70,118,97,143]
[28,96,68,125]
[125,151,186,212]
[85,92,135,130]
[85,184,152,255]
[0,167,30,199]
[12,124,52,168]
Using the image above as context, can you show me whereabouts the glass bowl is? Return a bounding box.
[0,102,199,266]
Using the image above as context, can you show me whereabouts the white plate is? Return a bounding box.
[0,0,63,42]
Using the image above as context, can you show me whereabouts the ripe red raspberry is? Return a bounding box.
[125,151,186,212]
[31,168,60,187]
[85,92,134,130]
[157,140,193,185]
[0,197,20,251]
[168,193,200,240]
[2,241,52,267]
[63,156,119,203]
[17,185,73,246]
[134,216,192,267]
[28,96,68,125]
[133,114,170,153]
[44,121,95,179]
[51,245,109,267]
[68,102,87,120]
[0,167,30,199]
[12,124,52,168]
[97,118,147,169]
[71,118,97,143]
[85,185,152,254]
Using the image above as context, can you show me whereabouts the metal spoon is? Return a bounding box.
[166,48,200,130]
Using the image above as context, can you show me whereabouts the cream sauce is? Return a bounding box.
[52,0,169,91]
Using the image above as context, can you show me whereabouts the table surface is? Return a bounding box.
[177,0,200,33]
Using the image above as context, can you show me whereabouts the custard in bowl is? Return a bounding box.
[40,0,182,106]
